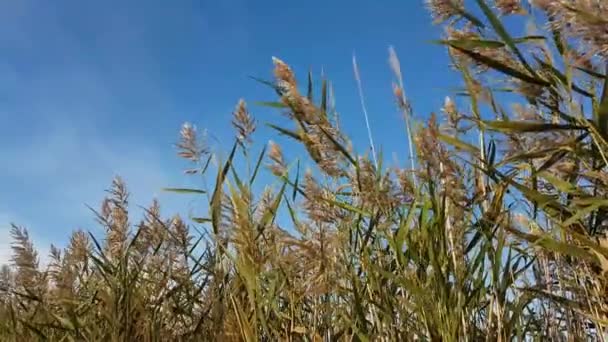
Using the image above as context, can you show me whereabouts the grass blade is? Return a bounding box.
[163,188,207,194]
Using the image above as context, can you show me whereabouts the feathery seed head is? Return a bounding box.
[388,46,403,82]
[531,0,556,11]
[302,172,346,223]
[425,0,464,24]
[442,96,459,127]
[68,230,90,263]
[268,140,287,177]
[177,122,207,162]
[232,99,256,143]
[546,0,608,56]
[495,0,525,15]
[10,224,41,291]
[272,56,297,90]
[392,83,408,110]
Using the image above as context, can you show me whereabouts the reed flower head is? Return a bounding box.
[302,171,347,224]
[254,186,275,221]
[170,215,190,251]
[545,0,608,56]
[177,122,207,162]
[388,46,402,81]
[352,157,401,210]
[531,0,556,11]
[232,99,256,143]
[267,140,287,176]
[10,225,41,291]
[446,26,521,73]
[104,177,130,259]
[272,56,297,90]
[425,0,464,23]
[67,229,90,264]
[442,96,459,129]
[495,0,525,15]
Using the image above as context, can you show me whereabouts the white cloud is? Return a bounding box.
[0,118,204,243]
[0,222,12,266]
[0,0,234,257]
[0,121,208,270]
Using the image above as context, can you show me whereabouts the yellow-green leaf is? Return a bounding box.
[483,120,583,133]
[438,133,480,154]
[162,188,206,194]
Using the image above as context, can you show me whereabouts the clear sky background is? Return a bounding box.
[0,0,464,264]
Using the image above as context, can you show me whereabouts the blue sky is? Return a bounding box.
[0,0,463,264]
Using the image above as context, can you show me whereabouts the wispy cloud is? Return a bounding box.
[0,115,209,252]
[0,0,218,258]
[0,216,13,266]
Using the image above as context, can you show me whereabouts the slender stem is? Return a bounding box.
[389,46,418,187]
[352,54,379,169]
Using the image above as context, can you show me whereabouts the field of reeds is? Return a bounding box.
[2,0,608,340]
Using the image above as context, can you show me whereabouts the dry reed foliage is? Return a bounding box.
[425,0,464,23]
[2,0,608,340]
[494,0,525,15]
